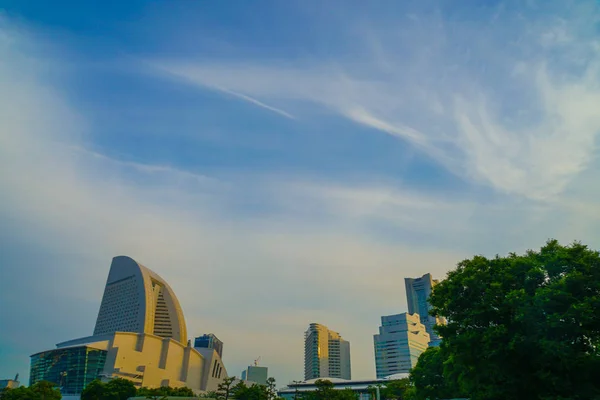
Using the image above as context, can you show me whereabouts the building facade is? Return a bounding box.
[240,365,268,385]
[30,256,228,396]
[0,379,20,390]
[94,256,187,343]
[373,313,430,378]
[194,334,223,359]
[278,377,409,400]
[304,323,351,380]
[405,273,445,346]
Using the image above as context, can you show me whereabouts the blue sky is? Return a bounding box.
[1,0,599,387]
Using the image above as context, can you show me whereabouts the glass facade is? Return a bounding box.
[194,333,223,358]
[30,346,107,395]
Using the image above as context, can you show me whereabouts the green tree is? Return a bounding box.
[233,381,269,400]
[381,378,412,400]
[138,387,168,400]
[1,386,36,400]
[80,380,106,400]
[429,240,600,400]
[303,380,336,400]
[335,388,357,400]
[265,377,277,400]
[30,381,62,400]
[410,348,462,400]
[216,377,236,400]
[171,386,195,397]
[105,378,137,400]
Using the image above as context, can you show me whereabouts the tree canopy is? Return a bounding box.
[368,378,415,400]
[300,379,357,400]
[216,377,236,400]
[410,347,463,400]
[424,240,600,400]
[1,381,62,400]
[81,378,137,400]
[79,379,193,400]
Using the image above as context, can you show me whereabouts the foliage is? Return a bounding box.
[216,377,236,400]
[233,380,268,400]
[137,387,169,400]
[302,380,357,400]
[410,348,462,400]
[1,381,62,400]
[80,380,105,400]
[231,377,281,400]
[334,388,358,400]
[384,378,413,400]
[81,379,193,400]
[265,377,277,400]
[0,387,35,400]
[367,379,413,400]
[107,378,138,400]
[137,385,196,398]
[428,240,600,400]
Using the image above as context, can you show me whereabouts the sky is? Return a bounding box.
[1,0,599,388]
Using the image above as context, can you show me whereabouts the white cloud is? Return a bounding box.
[153,3,600,201]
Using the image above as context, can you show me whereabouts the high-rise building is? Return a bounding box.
[373,313,430,378]
[304,323,351,380]
[94,255,187,343]
[30,256,228,395]
[194,334,224,359]
[405,273,445,346]
[241,365,268,385]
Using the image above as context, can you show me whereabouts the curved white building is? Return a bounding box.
[31,256,228,395]
[93,256,188,347]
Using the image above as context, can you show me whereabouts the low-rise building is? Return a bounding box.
[278,376,409,400]
[0,378,20,389]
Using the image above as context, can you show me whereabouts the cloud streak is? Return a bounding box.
[213,85,296,120]
[152,1,600,201]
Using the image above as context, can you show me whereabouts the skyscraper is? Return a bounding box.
[304,323,351,380]
[93,256,187,343]
[194,334,224,359]
[405,273,445,346]
[373,313,430,378]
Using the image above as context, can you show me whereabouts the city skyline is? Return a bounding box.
[29,256,228,394]
[2,0,600,389]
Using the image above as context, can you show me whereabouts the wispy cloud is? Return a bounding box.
[155,63,296,120]
[151,2,600,201]
[213,85,296,120]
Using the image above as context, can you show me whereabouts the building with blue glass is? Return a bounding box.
[194,334,223,359]
[373,312,430,378]
[405,273,445,346]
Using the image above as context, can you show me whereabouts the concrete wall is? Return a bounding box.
[101,332,205,391]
